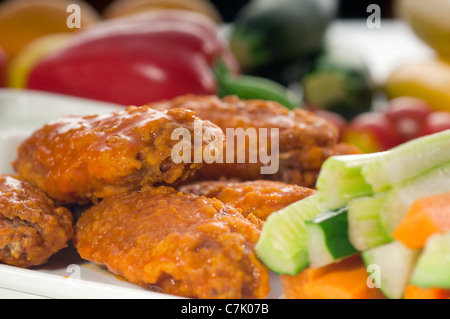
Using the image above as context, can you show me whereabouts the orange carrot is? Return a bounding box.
[404,285,450,299]
[393,192,450,249]
[280,255,385,299]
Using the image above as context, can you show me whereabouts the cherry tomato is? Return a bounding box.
[384,97,433,143]
[423,111,450,135]
[343,112,401,153]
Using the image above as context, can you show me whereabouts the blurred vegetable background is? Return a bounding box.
[0,0,449,153]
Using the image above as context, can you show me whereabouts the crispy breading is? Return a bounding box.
[74,186,270,299]
[13,106,224,204]
[179,179,315,221]
[0,175,73,268]
[150,95,360,187]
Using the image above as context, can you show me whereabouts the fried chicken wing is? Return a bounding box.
[13,106,224,204]
[150,95,360,188]
[74,186,270,299]
[179,180,315,221]
[0,175,73,268]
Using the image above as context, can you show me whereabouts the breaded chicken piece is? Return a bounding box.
[13,106,224,204]
[0,175,73,268]
[179,180,315,221]
[150,95,360,188]
[74,186,270,299]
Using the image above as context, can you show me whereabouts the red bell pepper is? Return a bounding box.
[27,11,240,106]
[0,46,6,87]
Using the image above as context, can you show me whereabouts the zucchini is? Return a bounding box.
[380,161,450,235]
[305,207,358,268]
[362,129,450,192]
[229,0,335,71]
[302,47,374,120]
[362,241,421,299]
[410,232,450,289]
[255,194,321,275]
[347,193,392,251]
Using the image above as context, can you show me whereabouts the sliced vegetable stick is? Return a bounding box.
[280,255,385,299]
[404,285,450,299]
[392,192,450,249]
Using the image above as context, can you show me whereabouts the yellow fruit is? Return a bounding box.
[385,58,450,112]
[6,33,72,88]
[0,0,100,59]
[103,0,222,23]
[396,0,450,57]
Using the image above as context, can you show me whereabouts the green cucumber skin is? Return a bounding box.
[306,207,358,263]
[255,194,321,275]
[362,241,421,299]
[410,232,450,289]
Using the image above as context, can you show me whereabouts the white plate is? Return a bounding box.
[0,89,283,299]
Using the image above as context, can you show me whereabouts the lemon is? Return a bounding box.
[396,0,450,58]
[385,58,450,112]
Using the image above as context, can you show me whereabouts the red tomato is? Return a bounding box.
[423,111,450,135]
[384,97,433,143]
[343,112,401,153]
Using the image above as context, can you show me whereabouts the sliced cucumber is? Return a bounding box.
[410,232,450,289]
[255,194,321,275]
[347,193,392,251]
[316,153,379,210]
[305,207,358,268]
[380,161,450,235]
[362,241,421,299]
[362,129,450,192]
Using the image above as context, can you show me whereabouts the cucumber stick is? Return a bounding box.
[305,207,358,268]
[347,193,392,251]
[255,194,321,275]
[316,153,379,210]
[380,161,450,235]
[362,241,421,299]
[410,232,450,289]
[362,129,450,192]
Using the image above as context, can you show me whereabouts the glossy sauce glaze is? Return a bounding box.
[13,106,224,204]
[0,175,73,268]
[74,186,270,299]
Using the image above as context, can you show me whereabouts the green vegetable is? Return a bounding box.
[255,194,321,275]
[362,241,421,299]
[410,232,450,289]
[316,153,378,211]
[305,207,358,268]
[302,47,374,120]
[347,193,392,251]
[229,0,335,72]
[380,161,450,236]
[214,60,301,109]
[362,129,450,192]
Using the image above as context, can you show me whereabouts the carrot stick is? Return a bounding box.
[404,285,450,299]
[280,255,385,299]
[393,192,450,249]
